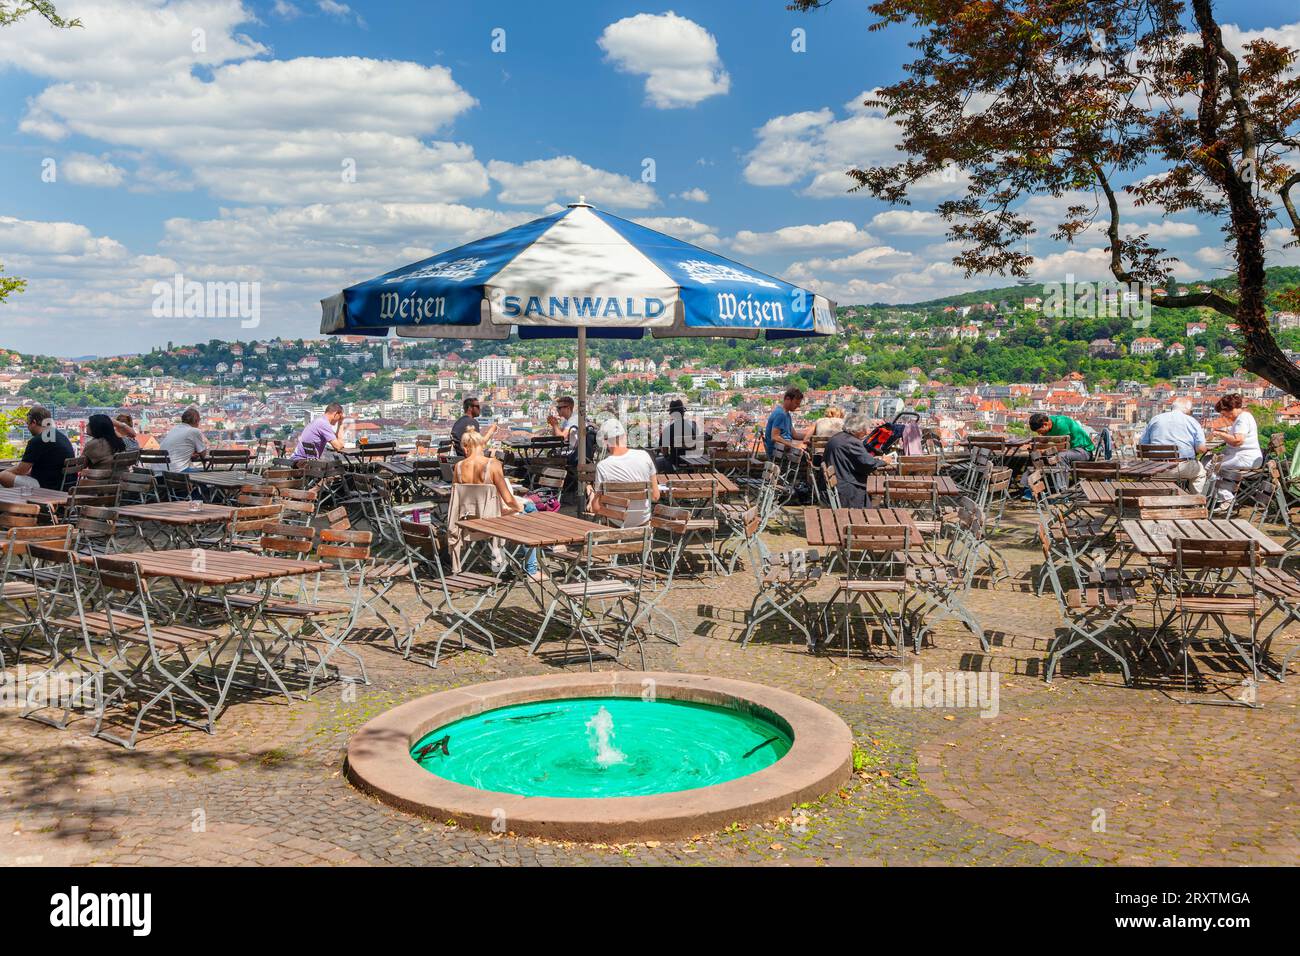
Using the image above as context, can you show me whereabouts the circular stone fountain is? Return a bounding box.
[346,672,853,842]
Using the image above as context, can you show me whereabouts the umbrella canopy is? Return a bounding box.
[319,199,837,466]
[320,200,837,340]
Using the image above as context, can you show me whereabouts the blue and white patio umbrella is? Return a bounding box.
[320,199,837,460]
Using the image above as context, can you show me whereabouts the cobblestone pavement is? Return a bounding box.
[1,503,1295,867]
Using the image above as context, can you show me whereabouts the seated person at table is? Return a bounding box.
[0,406,76,491]
[114,413,158,451]
[546,396,578,447]
[1028,412,1094,463]
[1138,396,1209,490]
[763,387,811,459]
[591,419,660,527]
[82,413,126,469]
[158,408,209,472]
[1209,393,1261,504]
[813,405,846,438]
[455,430,541,580]
[825,412,894,508]
[656,399,699,473]
[451,396,498,457]
[291,404,346,460]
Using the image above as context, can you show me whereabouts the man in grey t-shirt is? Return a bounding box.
[158,407,209,471]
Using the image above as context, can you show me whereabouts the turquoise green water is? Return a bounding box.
[410,697,792,798]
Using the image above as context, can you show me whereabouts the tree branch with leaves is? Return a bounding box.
[0,1,80,28]
[794,0,1300,395]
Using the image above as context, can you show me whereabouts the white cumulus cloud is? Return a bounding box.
[729,221,876,255]
[61,152,126,187]
[598,12,729,108]
[633,216,721,247]
[488,156,658,209]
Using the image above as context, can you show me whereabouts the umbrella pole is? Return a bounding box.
[577,325,588,468]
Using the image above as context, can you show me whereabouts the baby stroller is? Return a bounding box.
[863,411,920,456]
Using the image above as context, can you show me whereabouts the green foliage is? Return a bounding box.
[19,376,125,409]
[316,371,393,405]
[0,406,31,458]
[0,262,26,304]
[0,1,80,28]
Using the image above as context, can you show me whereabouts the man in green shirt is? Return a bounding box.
[1028,412,1094,462]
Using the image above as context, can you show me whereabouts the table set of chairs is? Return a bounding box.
[1024,457,1299,704]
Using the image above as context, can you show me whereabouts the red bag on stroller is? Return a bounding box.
[863,411,919,456]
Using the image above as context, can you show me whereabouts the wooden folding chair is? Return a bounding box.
[897,454,940,476]
[1171,538,1263,705]
[739,546,822,649]
[161,471,193,502]
[664,476,722,575]
[398,519,502,668]
[138,449,170,471]
[822,524,910,658]
[119,469,160,505]
[60,455,88,489]
[277,486,320,525]
[1035,521,1137,684]
[85,555,230,749]
[74,505,119,555]
[204,448,253,471]
[882,478,941,537]
[1137,443,1180,461]
[0,522,74,667]
[1135,495,1208,521]
[538,526,651,669]
[221,502,283,551]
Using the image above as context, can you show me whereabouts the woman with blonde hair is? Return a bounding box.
[454,429,542,578]
[813,405,846,438]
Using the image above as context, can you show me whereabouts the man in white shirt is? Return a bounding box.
[158,407,209,471]
[590,418,660,527]
[543,395,574,444]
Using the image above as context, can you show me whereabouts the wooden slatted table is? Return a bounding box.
[1119,518,1286,560]
[864,475,961,497]
[117,501,234,548]
[1117,460,1183,479]
[188,469,262,486]
[456,511,613,656]
[662,471,741,495]
[87,548,329,705]
[804,507,919,548]
[94,548,326,584]
[458,511,608,548]
[1079,480,1180,506]
[0,486,69,509]
[341,445,403,460]
[186,470,264,501]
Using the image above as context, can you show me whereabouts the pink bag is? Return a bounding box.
[526,490,560,512]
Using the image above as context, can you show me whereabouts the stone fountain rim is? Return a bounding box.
[345,671,854,842]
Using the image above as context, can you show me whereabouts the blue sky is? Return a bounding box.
[0,0,1297,355]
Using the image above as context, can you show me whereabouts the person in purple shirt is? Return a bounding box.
[291,404,346,460]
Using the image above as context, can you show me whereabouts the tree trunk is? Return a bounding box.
[1190,0,1300,398]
